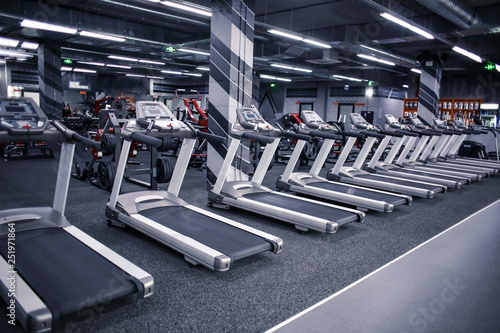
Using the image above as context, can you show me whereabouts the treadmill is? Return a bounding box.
[397,116,491,180]
[208,106,365,234]
[439,118,500,170]
[358,114,469,189]
[0,98,154,333]
[275,110,411,212]
[326,113,446,198]
[106,102,283,271]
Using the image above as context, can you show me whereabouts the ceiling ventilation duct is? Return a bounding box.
[414,0,478,30]
[305,50,341,65]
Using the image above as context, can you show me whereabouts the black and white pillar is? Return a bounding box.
[38,42,63,118]
[207,0,255,180]
[417,59,442,124]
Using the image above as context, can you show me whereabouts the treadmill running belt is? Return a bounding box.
[357,174,442,190]
[0,228,138,320]
[140,206,272,260]
[307,181,407,206]
[242,192,358,224]
[392,168,467,183]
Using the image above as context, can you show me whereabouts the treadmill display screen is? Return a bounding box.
[302,111,321,123]
[242,110,263,123]
[138,103,174,120]
[5,106,27,113]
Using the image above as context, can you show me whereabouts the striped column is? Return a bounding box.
[207,0,255,182]
[38,42,63,119]
[417,59,442,124]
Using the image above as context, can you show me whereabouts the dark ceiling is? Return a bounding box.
[1,0,500,88]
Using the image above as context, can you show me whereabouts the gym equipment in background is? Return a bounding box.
[208,105,365,234]
[0,97,154,333]
[326,113,447,198]
[106,101,283,271]
[276,110,411,212]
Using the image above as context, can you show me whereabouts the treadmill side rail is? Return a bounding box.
[0,256,52,333]
[64,226,154,297]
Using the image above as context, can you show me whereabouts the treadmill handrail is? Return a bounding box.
[308,130,340,140]
[51,120,101,150]
[130,132,163,147]
[396,130,419,137]
[241,132,275,144]
[283,130,311,141]
[360,131,385,139]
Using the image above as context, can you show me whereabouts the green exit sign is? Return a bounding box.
[63,58,72,64]
[484,61,496,71]
[165,46,176,53]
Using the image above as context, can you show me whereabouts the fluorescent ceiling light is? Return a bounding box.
[21,41,39,50]
[411,68,422,74]
[160,1,212,17]
[0,59,6,64]
[61,66,72,71]
[496,64,500,73]
[74,68,97,73]
[480,103,499,110]
[360,45,401,59]
[145,0,161,2]
[20,19,77,34]
[108,55,138,62]
[357,54,395,66]
[271,63,312,73]
[147,76,164,79]
[78,61,105,66]
[481,103,499,110]
[332,74,363,82]
[402,84,409,88]
[0,49,32,58]
[380,12,434,40]
[80,31,125,42]
[366,87,374,98]
[0,37,19,48]
[16,58,27,61]
[196,66,210,71]
[106,64,132,69]
[452,46,482,63]
[177,48,210,56]
[260,74,292,82]
[139,59,165,65]
[161,70,183,75]
[303,39,331,49]
[126,74,145,77]
[183,73,202,77]
[268,29,303,41]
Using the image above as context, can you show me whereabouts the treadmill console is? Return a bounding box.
[234,106,280,137]
[300,111,332,131]
[409,116,426,129]
[384,114,401,129]
[0,98,48,135]
[433,118,447,129]
[350,113,375,130]
[453,119,466,130]
[135,101,184,132]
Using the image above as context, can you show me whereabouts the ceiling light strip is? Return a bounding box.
[80,31,126,42]
[452,46,482,63]
[20,19,77,34]
[160,1,212,17]
[380,12,434,40]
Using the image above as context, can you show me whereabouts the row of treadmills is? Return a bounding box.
[1,97,499,332]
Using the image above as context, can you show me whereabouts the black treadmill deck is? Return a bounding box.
[307,181,407,206]
[140,206,272,260]
[242,191,359,224]
[0,227,139,319]
[357,174,442,191]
